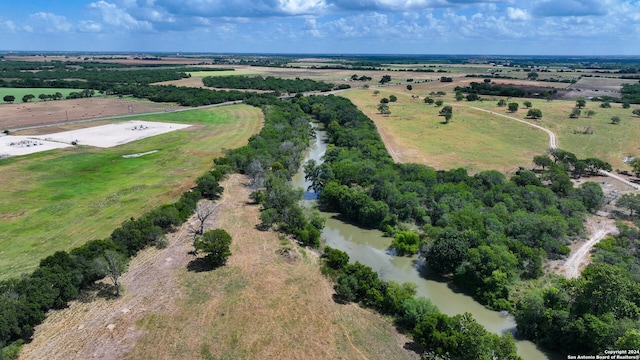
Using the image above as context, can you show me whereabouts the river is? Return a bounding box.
[291,126,561,360]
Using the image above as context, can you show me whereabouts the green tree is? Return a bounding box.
[632,108,640,117]
[570,108,581,118]
[600,101,611,108]
[389,94,397,102]
[426,229,470,275]
[528,72,539,80]
[533,155,553,170]
[527,108,543,119]
[194,229,232,267]
[380,97,389,104]
[630,157,640,177]
[373,90,380,96]
[406,84,412,91]
[576,99,586,108]
[617,193,640,216]
[379,75,391,84]
[523,100,532,108]
[508,102,519,112]
[586,109,597,118]
[455,92,465,101]
[573,182,605,212]
[390,231,420,256]
[22,94,35,103]
[424,97,434,105]
[611,116,621,125]
[497,99,507,107]
[377,103,390,116]
[435,99,443,107]
[622,102,631,109]
[3,95,15,103]
[94,250,129,297]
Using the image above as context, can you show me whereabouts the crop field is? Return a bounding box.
[0,104,263,279]
[0,88,84,101]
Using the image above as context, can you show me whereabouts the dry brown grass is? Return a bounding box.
[20,175,418,360]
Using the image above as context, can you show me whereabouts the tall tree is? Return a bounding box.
[508,102,519,112]
[194,229,232,267]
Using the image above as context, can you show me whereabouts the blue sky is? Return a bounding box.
[1,0,639,55]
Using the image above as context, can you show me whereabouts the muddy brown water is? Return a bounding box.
[292,126,561,360]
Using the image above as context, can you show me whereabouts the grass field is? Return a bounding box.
[0,88,84,102]
[342,88,548,173]
[458,96,640,170]
[0,104,263,279]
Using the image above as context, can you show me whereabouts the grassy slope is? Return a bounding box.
[0,104,262,279]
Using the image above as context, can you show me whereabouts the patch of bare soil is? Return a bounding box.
[0,98,170,131]
[557,215,619,278]
[20,174,418,360]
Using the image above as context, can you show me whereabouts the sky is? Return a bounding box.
[1,0,639,55]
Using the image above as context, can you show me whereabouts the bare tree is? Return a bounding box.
[246,158,266,189]
[190,200,217,240]
[95,250,129,297]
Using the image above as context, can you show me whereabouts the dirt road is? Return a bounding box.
[561,216,618,278]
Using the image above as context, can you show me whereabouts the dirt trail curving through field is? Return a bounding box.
[468,107,557,149]
[561,216,618,278]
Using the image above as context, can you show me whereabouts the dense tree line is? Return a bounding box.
[323,246,521,359]
[300,95,605,314]
[455,81,527,97]
[202,75,341,93]
[621,83,640,104]
[223,95,325,246]
[109,84,253,106]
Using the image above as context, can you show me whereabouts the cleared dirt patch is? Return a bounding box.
[32,120,191,148]
[20,175,418,360]
[0,135,72,158]
[560,216,619,278]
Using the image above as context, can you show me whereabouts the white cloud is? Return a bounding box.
[88,1,153,31]
[24,12,73,33]
[78,21,103,32]
[506,7,530,21]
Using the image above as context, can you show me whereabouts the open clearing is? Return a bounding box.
[0,88,84,102]
[0,104,263,279]
[32,120,192,148]
[20,174,418,360]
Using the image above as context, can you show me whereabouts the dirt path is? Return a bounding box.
[561,216,618,278]
[468,106,558,149]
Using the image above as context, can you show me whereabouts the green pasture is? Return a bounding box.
[0,104,263,279]
[342,89,548,173]
[188,70,259,77]
[464,97,640,170]
[0,88,85,102]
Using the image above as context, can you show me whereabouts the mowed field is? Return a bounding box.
[0,104,263,279]
[20,174,418,360]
